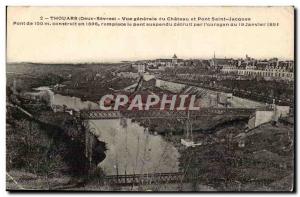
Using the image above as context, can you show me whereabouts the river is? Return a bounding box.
[31,79,266,176]
[32,86,180,176]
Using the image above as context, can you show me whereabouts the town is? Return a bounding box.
[129,54,293,105]
[6,54,294,191]
[132,54,293,81]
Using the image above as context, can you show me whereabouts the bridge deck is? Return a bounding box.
[75,108,258,120]
[99,172,211,186]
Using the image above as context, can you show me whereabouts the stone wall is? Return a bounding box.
[156,79,186,93]
[248,105,290,129]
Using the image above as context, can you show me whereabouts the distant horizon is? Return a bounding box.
[6,54,295,65]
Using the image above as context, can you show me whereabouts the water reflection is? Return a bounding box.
[32,87,180,175]
[90,119,179,175]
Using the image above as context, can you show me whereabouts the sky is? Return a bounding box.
[7,6,294,63]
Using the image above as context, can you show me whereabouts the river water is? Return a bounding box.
[32,87,180,176]
[32,80,265,176]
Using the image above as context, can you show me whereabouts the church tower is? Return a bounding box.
[172,53,178,65]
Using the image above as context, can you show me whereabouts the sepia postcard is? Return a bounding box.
[6,6,295,192]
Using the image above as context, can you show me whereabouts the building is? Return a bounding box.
[172,54,178,64]
[132,54,183,71]
[138,64,145,73]
[220,57,294,81]
[210,52,237,70]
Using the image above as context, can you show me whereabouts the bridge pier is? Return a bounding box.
[247,105,290,129]
[79,120,98,174]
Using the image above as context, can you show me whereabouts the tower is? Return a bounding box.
[172,53,178,65]
[211,51,216,67]
[13,79,17,94]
